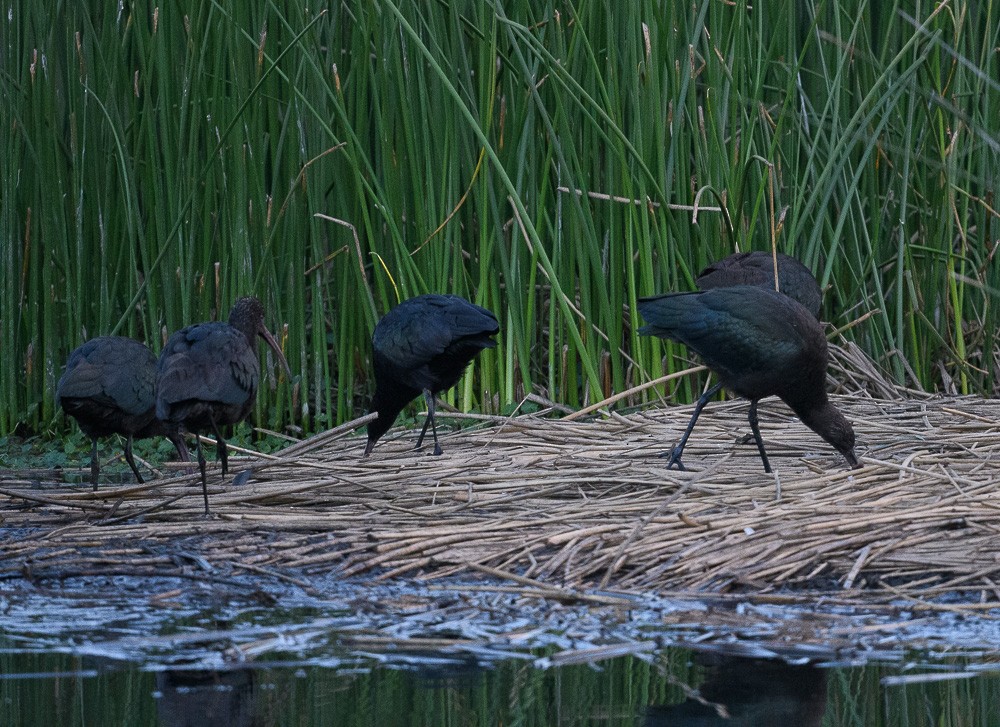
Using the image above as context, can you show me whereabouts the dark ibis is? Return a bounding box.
[683,251,824,448]
[365,294,499,456]
[637,286,859,472]
[156,297,291,514]
[57,336,189,490]
[696,251,823,319]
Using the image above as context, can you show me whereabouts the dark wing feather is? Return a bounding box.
[156,323,260,420]
[637,287,822,398]
[696,251,822,319]
[57,336,157,417]
[373,294,499,371]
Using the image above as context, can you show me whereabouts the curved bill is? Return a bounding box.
[258,325,293,379]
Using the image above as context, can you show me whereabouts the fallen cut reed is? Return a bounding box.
[3,388,1000,604]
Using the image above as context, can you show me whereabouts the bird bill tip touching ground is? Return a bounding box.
[362,412,380,457]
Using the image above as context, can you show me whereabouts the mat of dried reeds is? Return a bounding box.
[3,374,1000,605]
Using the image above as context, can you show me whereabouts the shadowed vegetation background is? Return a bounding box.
[2,647,999,725]
[2,0,997,438]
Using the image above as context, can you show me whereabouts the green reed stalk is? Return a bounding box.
[1,1,998,440]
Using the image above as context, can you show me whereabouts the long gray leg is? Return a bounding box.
[89,437,100,491]
[168,432,190,463]
[122,434,145,484]
[209,415,228,476]
[415,390,443,456]
[746,399,772,473]
[663,382,724,470]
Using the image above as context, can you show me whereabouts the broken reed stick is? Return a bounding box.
[5,394,1000,602]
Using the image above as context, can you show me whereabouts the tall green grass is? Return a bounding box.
[2,0,997,437]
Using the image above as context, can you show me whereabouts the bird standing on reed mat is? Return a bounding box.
[157,297,291,515]
[637,286,859,472]
[695,250,823,319]
[677,250,825,448]
[365,294,499,456]
[57,336,189,489]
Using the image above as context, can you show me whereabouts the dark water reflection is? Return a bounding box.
[155,669,256,727]
[3,649,999,726]
[645,655,827,726]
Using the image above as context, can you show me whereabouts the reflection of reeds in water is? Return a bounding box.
[155,669,256,727]
[646,656,827,727]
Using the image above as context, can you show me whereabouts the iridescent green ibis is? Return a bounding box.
[637,286,858,472]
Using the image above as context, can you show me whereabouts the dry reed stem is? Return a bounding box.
[3,391,1000,603]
